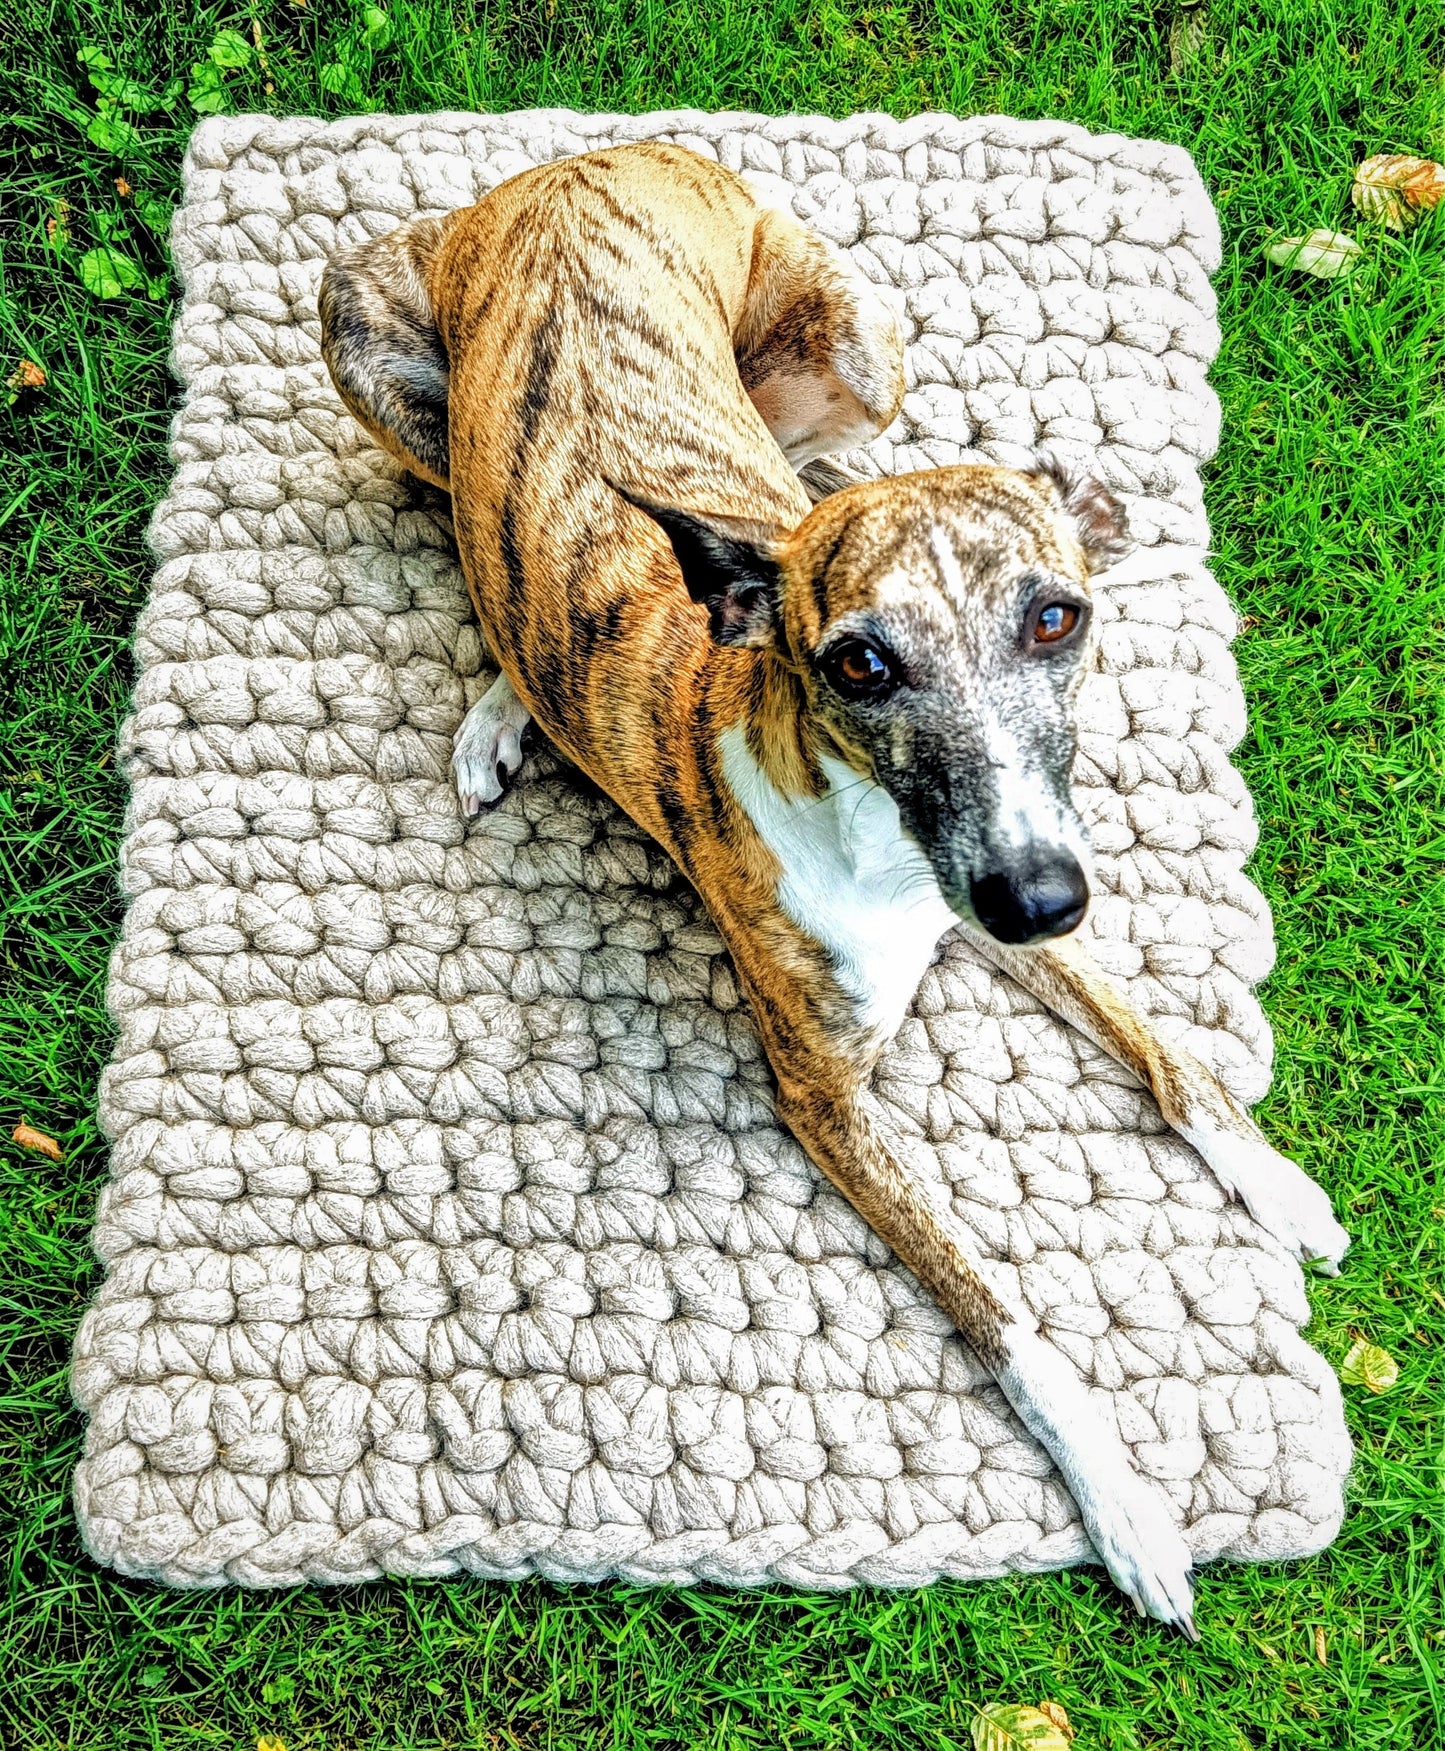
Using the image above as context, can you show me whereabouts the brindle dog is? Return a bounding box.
[320,141,1348,1632]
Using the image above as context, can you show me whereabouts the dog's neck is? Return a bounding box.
[734,649,829,803]
[719,648,958,1044]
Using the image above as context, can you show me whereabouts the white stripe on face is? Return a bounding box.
[929,523,970,612]
[926,525,1081,865]
[973,717,1050,854]
[980,717,1084,862]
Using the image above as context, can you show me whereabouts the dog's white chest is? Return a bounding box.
[718,728,960,1042]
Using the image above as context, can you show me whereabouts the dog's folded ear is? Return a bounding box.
[612,486,786,649]
[1030,448,1132,573]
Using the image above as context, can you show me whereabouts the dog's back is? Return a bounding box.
[323,142,902,850]
[429,145,809,785]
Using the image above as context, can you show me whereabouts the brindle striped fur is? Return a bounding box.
[319,142,1348,1632]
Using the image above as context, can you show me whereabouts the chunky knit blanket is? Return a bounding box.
[74,110,1351,1591]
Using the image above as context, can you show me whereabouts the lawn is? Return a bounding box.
[1,2,1441,1747]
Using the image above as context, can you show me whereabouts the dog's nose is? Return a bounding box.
[969,853,1088,945]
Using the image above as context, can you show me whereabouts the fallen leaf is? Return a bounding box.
[1340,1337,1399,1393]
[1314,1625,1327,1665]
[79,245,146,298]
[7,359,46,391]
[1352,153,1445,230]
[12,1122,63,1161]
[86,108,142,155]
[115,175,132,196]
[973,1702,1072,1751]
[1037,1700,1076,1740]
[257,1737,287,1751]
[1264,229,1361,280]
[1169,1,1208,75]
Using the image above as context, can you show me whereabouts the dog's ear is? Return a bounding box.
[319,216,452,490]
[614,487,786,648]
[1031,449,1131,573]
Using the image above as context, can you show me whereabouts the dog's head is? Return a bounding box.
[623,458,1129,946]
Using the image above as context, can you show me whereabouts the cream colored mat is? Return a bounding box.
[72,110,1349,1589]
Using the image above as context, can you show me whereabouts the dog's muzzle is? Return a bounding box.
[969,850,1088,946]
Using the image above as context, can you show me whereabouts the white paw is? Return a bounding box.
[452,676,530,817]
[1182,1120,1350,1273]
[1001,1328,1198,1635]
[1082,1465,1198,1638]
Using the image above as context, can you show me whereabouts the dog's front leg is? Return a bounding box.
[966,927,1350,1272]
[766,1052,1198,1631]
[704,966,1191,1631]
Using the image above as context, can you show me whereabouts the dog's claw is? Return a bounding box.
[1077,1469,1198,1634]
[454,747,522,816]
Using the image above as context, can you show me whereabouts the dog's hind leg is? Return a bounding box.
[318,214,455,490]
[320,217,539,811]
[736,204,906,472]
[968,927,1350,1271]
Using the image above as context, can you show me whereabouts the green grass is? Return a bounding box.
[1,2,1442,1746]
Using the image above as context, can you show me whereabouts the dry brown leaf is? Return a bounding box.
[1169,1,1208,75]
[973,1702,1072,1751]
[1264,229,1361,280]
[1340,1336,1399,1393]
[1314,1625,1328,1665]
[1352,153,1445,230]
[12,1122,63,1160]
[46,198,73,253]
[7,359,46,392]
[1037,1699,1076,1739]
[114,175,132,196]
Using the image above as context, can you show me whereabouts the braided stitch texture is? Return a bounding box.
[73,110,1350,1590]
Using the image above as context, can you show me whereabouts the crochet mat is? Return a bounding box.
[74,109,1351,1591]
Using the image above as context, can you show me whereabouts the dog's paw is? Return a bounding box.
[1000,1327,1198,1634]
[1080,1467,1198,1638]
[1182,1120,1350,1274]
[452,678,530,816]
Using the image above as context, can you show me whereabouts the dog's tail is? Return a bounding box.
[795,454,873,504]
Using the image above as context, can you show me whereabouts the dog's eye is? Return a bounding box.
[1027,600,1087,649]
[823,638,897,701]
